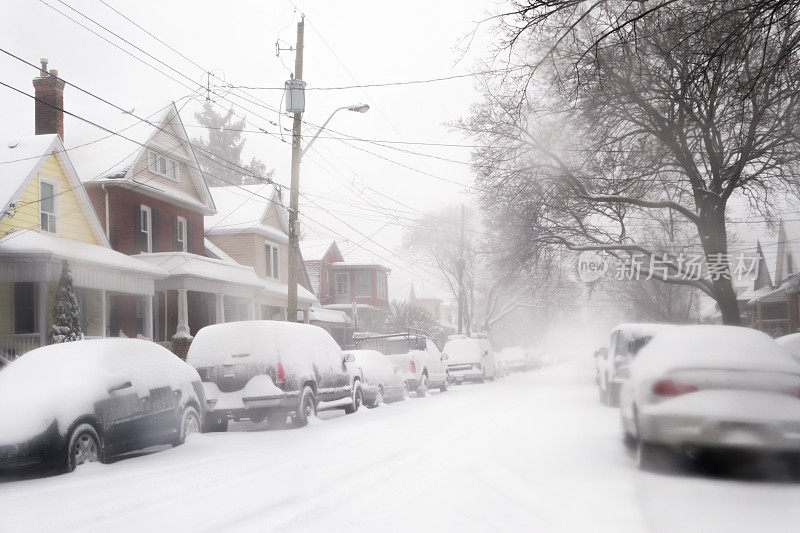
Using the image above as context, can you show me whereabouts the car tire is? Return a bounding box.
[416,374,429,397]
[367,387,384,409]
[66,423,102,473]
[291,385,317,428]
[439,373,450,393]
[202,416,228,433]
[345,381,363,414]
[402,382,410,399]
[174,405,201,446]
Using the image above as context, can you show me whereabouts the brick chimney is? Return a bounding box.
[32,58,66,141]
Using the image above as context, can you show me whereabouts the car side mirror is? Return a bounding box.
[441,354,449,361]
[108,380,132,393]
[343,353,355,363]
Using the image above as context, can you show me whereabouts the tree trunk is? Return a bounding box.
[698,204,741,326]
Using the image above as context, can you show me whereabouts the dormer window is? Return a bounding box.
[148,149,179,180]
[39,177,58,234]
[265,242,279,279]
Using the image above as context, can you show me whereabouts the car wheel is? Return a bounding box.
[291,386,317,428]
[345,382,364,414]
[439,373,450,393]
[416,374,429,397]
[202,416,228,433]
[599,385,608,405]
[368,387,384,409]
[66,423,102,472]
[175,406,201,446]
[402,382,410,399]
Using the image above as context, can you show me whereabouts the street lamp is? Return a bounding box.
[301,103,370,159]
[288,102,369,323]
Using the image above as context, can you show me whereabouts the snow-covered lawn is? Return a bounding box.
[2,357,800,533]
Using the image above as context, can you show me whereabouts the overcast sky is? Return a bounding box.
[1,0,499,301]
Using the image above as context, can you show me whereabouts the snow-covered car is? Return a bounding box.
[187,321,362,431]
[354,333,449,396]
[598,323,673,407]
[776,333,800,363]
[494,351,506,378]
[344,350,408,406]
[0,339,204,476]
[620,325,800,470]
[442,336,496,384]
[502,346,535,372]
[593,346,608,385]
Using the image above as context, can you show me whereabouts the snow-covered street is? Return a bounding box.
[3,356,800,533]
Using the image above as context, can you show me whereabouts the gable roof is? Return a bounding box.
[0,134,108,246]
[299,239,336,262]
[74,101,215,215]
[206,183,289,242]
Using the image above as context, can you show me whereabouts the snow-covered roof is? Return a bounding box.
[134,252,265,288]
[0,230,165,277]
[203,237,235,263]
[73,101,215,215]
[307,306,352,325]
[330,261,391,272]
[206,184,289,242]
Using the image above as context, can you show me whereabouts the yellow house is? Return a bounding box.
[0,134,165,357]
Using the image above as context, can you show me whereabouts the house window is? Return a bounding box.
[148,149,179,180]
[335,273,349,296]
[377,274,387,299]
[39,178,58,234]
[140,205,153,253]
[13,282,36,334]
[176,216,187,252]
[265,242,279,278]
[355,272,371,297]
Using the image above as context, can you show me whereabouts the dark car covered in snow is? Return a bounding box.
[186,321,363,431]
[0,339,205,476]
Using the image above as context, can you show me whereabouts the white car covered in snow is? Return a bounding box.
[598,323,673,406]
[0,339,204,475]
[344,350,408,406]
[443,336,496,384]
[187,321,363,431]
[501,346,535,372]
[353,333,449,396]
[620,325,800,470]
[776,333,800,363]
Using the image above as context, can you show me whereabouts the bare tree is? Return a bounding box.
[462,0,800,324]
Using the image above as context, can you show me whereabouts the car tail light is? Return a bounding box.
[652,379,697,397]
[276,362,286,386]
[410,360,417,373]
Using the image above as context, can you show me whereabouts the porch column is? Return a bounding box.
[143,294,153,340]
[38,281,48,346]
[215,293,225,324]
[175,288,190,338]
[100,289,107,338]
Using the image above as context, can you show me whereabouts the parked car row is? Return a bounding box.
[595,323,800,472]
[1,323,541,479]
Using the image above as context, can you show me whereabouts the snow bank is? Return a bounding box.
[0,339,199,445]
[632,325,799,380]
[187,321,344,378]
[501,347,527,363]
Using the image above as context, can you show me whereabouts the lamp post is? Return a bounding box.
[286,98,370,322]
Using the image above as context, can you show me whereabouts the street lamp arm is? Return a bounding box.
[301,106,349,159]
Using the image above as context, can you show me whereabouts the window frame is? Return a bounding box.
[147,149,179,181]
[355,271,371,298]
[176,216,187,252]
[265,242,280,279]
[335,272,350,296]
[140,205,153,253]
[38,176,59,235]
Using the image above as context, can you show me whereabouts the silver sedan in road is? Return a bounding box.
[620,325,800,470]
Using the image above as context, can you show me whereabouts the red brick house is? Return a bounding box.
[80,102,266,354]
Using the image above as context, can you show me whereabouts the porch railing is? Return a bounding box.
[753,319,792,338]
[0,334,41,359]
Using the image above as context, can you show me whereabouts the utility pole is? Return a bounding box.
[287,16,304,323]
[457,204,465,334]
